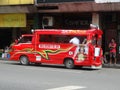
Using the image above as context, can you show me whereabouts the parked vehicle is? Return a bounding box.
[9,28,103,69]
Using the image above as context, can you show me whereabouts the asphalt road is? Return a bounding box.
[0,59,120,90]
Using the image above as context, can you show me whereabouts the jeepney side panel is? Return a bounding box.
[74,44,94,66]
[36,34,94,65]
[29,29,102,66]
[73,33,101,66]
[32,33,75,64]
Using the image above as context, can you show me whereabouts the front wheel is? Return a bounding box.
[64,59,74,69]
[20,56,29,65]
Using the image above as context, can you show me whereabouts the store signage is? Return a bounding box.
[37,0,94,3]
[95,0,120,3]
[0,14,26,27]
[64,18,91,29]
[65,20,90,26]
[0,0,34,5]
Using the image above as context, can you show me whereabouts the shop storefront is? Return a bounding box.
[0,13,26,48]
[0,0,36,49]
[0,13,36,49]
[100,12,120,61]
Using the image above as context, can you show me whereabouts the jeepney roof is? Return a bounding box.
[21,34,33,37]
[34,29,103,36]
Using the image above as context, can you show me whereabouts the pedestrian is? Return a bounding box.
[108,38,117,65]
[69,37,80,45]
[69,37,80,59]
[4,46,9,58]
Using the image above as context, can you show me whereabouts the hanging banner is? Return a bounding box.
[0,13,26,27]
[0,0,34,5]
[95,0,120,3]
[37,0,94,3]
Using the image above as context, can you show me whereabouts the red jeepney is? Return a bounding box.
[9,28,103,69]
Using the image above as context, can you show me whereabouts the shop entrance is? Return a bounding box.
[0,29,12,49]
[101,12,120,63]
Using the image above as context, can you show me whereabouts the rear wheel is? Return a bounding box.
[64,59,74,69]
[20,56,29,65]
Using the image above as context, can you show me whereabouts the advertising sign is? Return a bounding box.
[0,13,26,27]
[95,0,120,3]
[0,0,34,5]
[37,0,94,3]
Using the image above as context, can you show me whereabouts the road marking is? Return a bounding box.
[47,86,86,90]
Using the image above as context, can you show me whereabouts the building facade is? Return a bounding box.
[0,0,37,48]
[0,0,120,62]
[35,0,120,61]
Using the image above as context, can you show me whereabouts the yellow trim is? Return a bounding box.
[0,0,34,5]
[0,13,26,27]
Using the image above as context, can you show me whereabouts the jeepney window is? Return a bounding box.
[18,36,32,43]
[97,38,102,46]
[92,35,97,45]
[91,35,102,46]
[40,35,55,42]
[39,35,86,44]
[39,35,69,43]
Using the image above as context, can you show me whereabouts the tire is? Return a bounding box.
[64,59,74,69]
[20,56,29,65]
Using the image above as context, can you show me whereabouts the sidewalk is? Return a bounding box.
[103,63,120,69]
[0,57,9,61]
[1,57,120,69]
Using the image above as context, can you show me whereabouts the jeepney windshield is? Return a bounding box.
[18,36,32,43]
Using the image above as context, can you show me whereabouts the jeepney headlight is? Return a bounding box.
[69,51,73,55]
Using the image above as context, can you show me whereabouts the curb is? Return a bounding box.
[103,64,120,69]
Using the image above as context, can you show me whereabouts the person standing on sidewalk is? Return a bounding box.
[109,38,117,65]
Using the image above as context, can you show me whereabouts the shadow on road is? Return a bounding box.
[1,60,119,70]
[103,64,120,69]
[0,59,99,71]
